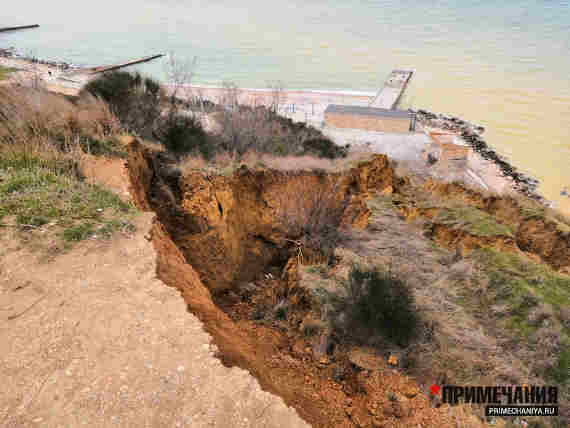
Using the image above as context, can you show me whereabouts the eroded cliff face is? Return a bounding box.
[125,140,435,428]
[128,136,570,286]
[127,139,396,292]
[517,218,570,273]
[125,139,570,428]
[397,178,570,272]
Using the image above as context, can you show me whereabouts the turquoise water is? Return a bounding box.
[2,0,570,211]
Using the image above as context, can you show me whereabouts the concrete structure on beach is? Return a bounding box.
[319,69,515,195]
[425,130,473,164]
[324,104,416,133]
[323,69,416,133]
[0,24,39,33]
[368,69,414,109]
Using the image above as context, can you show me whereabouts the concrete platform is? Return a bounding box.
[369,69,414,109]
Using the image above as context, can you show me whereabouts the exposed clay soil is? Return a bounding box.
[213,273,479,428]
[125,139,500,427]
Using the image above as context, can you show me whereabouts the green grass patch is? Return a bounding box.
[274,304,288,320]
[61,220,134,242]
[0,154,81,177]
[520,204,547,220]
[98,218,136,237]
[0,157,137,251]
[342,265,421,346]
[62,222,95,242]
[80,137,127,158]
[450,247,569,407]
[547,345,570,385]
[305,264,329,277]
[0,66,18,81]
[516,198,570,233]
[474,249,570,311]
[434,204,514,237]
[466,248,570,365]
[16,214,50,227]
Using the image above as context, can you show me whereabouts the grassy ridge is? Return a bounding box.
[472,249,570,384]
[0,85,137,254]
[0,158,135,243]
[434,205,514,237]
[299,192,568,426]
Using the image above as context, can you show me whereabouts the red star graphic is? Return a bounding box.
[429,384,441,395]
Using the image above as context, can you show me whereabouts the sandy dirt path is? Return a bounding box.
[0,211,309,427]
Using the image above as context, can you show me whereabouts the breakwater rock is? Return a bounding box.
[413,109,486,135]
[411,108,549,206]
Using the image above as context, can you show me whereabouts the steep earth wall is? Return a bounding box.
[126,139,396,292]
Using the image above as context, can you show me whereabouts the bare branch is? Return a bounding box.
[164,52,198,102]
[266,80,287,113]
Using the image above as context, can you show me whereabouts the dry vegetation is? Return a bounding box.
[177,148,373,178]
[0,85,136,255]
[275,178,349,263]
[295,191,569,427]
[80,71,349,163]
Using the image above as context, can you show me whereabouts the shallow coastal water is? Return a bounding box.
[2,0,569,213]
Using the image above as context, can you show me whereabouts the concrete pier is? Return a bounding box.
[369,69,414,109]
[0,24,39,33]
[86,54,165,74]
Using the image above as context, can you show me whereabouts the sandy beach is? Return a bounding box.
[0,55,89,96]
[168,84,377,127]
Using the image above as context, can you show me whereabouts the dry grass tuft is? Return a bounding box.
[274,177,348,263]
[177,148,374,176]
[0,86,122,161]
[0,85,135,253]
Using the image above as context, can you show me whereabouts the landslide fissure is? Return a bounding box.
[125,138,569,427]
[128,139,396,293]
[125,139,406,427]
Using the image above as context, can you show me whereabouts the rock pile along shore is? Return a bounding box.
[412,108,546,205]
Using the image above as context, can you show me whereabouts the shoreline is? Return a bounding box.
[170,84,377,109]
[181,83,378,97]
[0,47,81,71]
[412,109,546,205]
[0,52,556,209]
